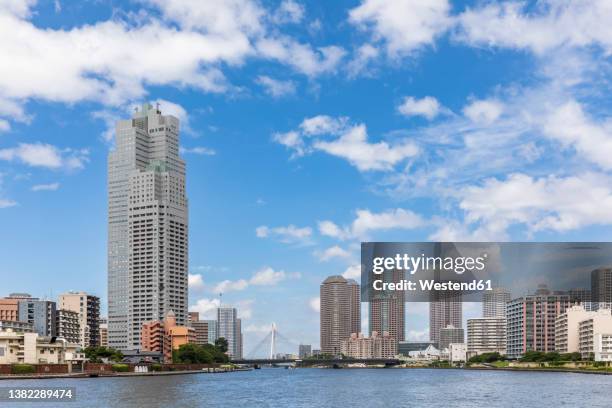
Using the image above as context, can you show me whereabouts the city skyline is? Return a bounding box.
[3,0,612,355]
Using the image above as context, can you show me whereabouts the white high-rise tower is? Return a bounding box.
[108,103,188,350]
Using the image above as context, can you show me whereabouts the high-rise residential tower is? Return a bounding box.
[320,276,361,355]
[483,287,511,318]
[347,279,361,336]
[108,103,189,350]
[369,269,405,343]
[592,268,612,310]
[429,291,462,346]
[217,307,242,359]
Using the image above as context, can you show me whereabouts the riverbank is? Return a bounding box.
[0,367,250,380]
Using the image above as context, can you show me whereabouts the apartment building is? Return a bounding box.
[467,317,506,357]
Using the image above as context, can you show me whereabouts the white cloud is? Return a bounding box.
[244,323,272,333]
[342,264,361,279]
[398,96,442,120]
[250,266,299,286]
[189,297,220,319]
[300,115,348,136]
[319,208,426,240]
[31,182,60,192]
[0,143,88,170]
[456,0,612,55]
[188,273,205,291]
[213,279,249,293]
[463,99,504,125]
[273,0,305,25]
[542,100,612,171]
[0,120,10,132]
[313,124,419,171]
[309,296,320,312]
[460,173,612,235]
[255,224,312,243]
[0,199,17,209]
[346,43,380,77]
[179,146,216,155]
[236,299,254,319]
[349,0,451,56]
[316,245,351,261]
[256,75,296,98]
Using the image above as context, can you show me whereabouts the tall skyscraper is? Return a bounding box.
[320,275,360,355]
[369,269,405,343]
[108,103,189,350]
[58,291,100,348]
[217,307,242,359]
[347,279,361,335]
[591,267,612,310]
[483,287,511,318]
[429,291,462,346]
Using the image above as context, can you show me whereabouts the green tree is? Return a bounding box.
[84,346,123,363]
[215,337,229,353]
[174,343,214,364]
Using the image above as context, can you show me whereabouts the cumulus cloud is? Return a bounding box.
[349,0,451,56]
[342,264,361,279]
[463,99,504,125]
[0,143,88,170]
[0,199,17,209]
[319,208,426,240]
[315,245,352,262]
[179,146,216,155]
[398,96,442,120]
[189,297,221,319]
[272,0,305,25]
[188,273,205,291]
[213,279,249,293]
[211,267,299,294]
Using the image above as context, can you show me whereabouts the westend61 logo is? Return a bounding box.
[371,253,488,275]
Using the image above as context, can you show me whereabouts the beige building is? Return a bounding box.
[593,334,612,361]
[449,343,467,363]
[370,269,404,344]
[56,309,80,345]
[578,309,612,359]
[467,317,506,357]
[58,292,100,348]
[0,330,79,364]
[555,305,597,353]
[99,318,108,348]
[340,332,397,359]
[320,276,360,355]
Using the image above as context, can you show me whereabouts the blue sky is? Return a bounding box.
[1,0,612,355]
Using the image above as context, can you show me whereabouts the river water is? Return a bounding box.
[2,368,611,407]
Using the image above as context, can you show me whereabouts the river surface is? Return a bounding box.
[2,368,611,407]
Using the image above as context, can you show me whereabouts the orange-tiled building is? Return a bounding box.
[141,310,195,363]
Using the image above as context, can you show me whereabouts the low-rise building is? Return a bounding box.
[449,343,467,363]
[555,305,596,353]
[299,344,312,358]
[0,330,79,364]
[408,345,441,361]
[141,310,195,363]
[0,320,34,333]
[593,333,612,361]
[340,332,397,359]
[99,318,108,348]
[467,317,506,358]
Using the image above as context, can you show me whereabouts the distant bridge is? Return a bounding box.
[231,358,401,367]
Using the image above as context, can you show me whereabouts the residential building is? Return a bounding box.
[108,103,189,350]
[347,279,361,337]
[449,343,467,363]
[555,305,596,353]
[398,341,436,356]
[18,299,56,337]
[370,270,404,343]
[439,325,464,349]
[217,307,242,359]
[141,310,195,363]
[578,309,612,359]
[320,276,357,355]
[430,291,462,346]
[340,332,397,359]
[191,320,209,346]
[298,344,312,358]
[0,293,32,321]
[0,330,79,364]
[568,288,592,311]
[56,309,80,345]
[506,293,572,359]
[58,292,100,348]
[467,317,506,357]
[188,312,199,324]
[593,333,612,361]
[483,287,511,318]
[99,318,108,348]
[0,320,34,333]
[591,268,612,310]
